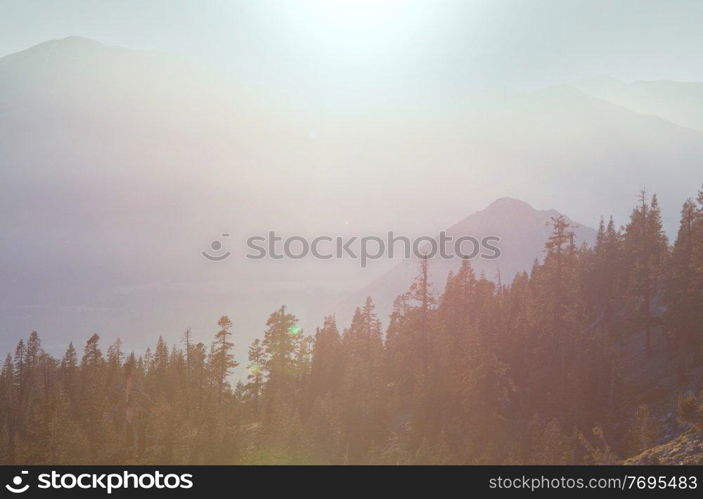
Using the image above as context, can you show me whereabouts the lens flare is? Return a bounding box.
[248,362,262,376]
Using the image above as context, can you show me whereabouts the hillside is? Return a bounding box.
[627,429,703,465]
[335,197,596,325]
[575,77,703,133]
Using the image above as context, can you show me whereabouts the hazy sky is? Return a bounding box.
[2,0,703,358]
[3,0,703,100]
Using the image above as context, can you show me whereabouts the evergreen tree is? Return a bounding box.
[245,338,265,414]
[261,306,299,426]
[623,191,668,355]
[209,316,238,404]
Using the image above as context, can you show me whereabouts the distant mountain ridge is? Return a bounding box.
[335,197,597,326]
[574,77,703,133]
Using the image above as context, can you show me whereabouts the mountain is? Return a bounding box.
[575,77,703,133]
[0,37,295,356]
[335,197,597,325]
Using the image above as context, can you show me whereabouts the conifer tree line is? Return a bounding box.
[1,187,703,464]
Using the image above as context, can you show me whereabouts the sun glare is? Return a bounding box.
[282,0,429,55]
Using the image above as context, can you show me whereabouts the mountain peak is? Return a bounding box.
[19,36,104,54]
[53,35,101,45]
[0,36,109,69]
[339,196,597,328]
[483,197,536,212]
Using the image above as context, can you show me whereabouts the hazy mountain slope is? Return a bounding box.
[575,77,703,133]
[0,37,301,355]
[373,83,703,234]
[458,85,703,232]
[335,198,597,326]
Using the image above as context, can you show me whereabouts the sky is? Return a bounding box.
[3,0,703,101]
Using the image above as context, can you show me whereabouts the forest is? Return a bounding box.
[1,187,702,464]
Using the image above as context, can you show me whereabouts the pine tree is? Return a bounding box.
[339,298,385,462]
[542,215,578,421]
[260,306,299,436]
[78,334,109,461]
[623,191,668,355]
[245,338,265,414]
[0,354,16,463]
[310,316,342,400]
[209,316,237,404]
[407,256,435,380]
[666,198,700,379]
